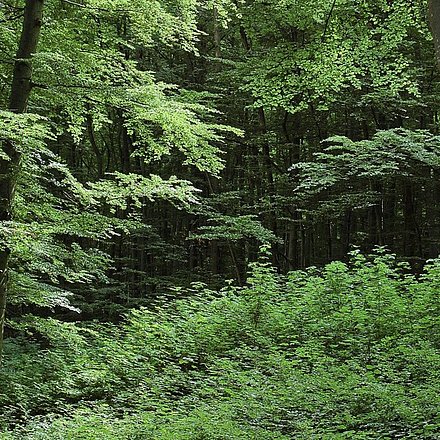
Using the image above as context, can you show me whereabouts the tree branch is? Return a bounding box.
[61,0,135,13]
[321,0,337,42]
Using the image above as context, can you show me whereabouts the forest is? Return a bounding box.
[1,0,440,438]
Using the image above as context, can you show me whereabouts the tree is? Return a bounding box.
[429,0,440,65]
[0,0,239,355]
[0,0,45,359]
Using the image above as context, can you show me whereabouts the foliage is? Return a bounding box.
[292,129,440,217]
[1,251,440,439]
[190,212,279,243]
[0,0,241,315]
[236,0,428,112]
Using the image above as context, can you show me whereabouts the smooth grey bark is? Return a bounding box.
[0,0,45,361]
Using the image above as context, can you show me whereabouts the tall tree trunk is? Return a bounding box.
[213,6,221,59]
[258,107,278,264]
[0,0,44,359]
[429,0,440,66]
[86,110,104,178]
[403,181,422,258]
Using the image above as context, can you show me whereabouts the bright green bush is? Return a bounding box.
[1,250,440,439]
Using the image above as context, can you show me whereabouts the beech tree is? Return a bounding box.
[0,0,45,358]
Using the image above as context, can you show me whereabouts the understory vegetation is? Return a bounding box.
[1,250,440,439]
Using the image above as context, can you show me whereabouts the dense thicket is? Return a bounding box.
[1,0,440,438]
[1,251,440,438]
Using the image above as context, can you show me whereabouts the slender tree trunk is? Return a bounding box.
[403,181,422,258]
[213,6,221,59]
[382,181,396,250]
[86,111,104,178]
[0,0,44,360]
[258,107,278,264]
[341,209,352,255]
[227,241,242,285]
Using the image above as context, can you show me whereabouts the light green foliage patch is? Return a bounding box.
[292,129,440,217]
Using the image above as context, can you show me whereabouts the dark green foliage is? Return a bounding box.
[1,251,439,439]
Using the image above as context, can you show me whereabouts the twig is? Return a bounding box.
[321,0,337,42]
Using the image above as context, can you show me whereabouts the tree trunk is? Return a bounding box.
[213,6,221,59]
[403,181,422,258]
[429,0,440,66]
[258,107,278,264]
[0,0,44,360]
